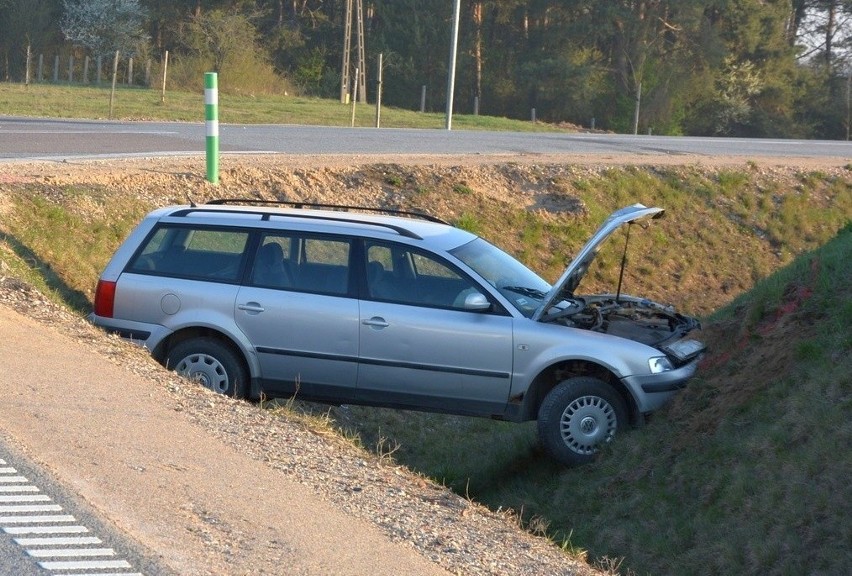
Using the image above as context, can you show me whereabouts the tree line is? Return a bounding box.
[2,0,850,138]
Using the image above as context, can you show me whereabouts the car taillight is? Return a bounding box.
[94,279,117,318]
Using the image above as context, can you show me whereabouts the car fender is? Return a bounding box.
[148,307,260,378]
[510,321,659,405]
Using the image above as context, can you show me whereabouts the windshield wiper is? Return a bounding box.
[502,286,548,299]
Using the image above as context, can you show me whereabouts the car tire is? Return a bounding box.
[166,338,247,398]
[537,377,627,465]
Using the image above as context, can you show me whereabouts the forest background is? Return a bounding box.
[1,0,851,139]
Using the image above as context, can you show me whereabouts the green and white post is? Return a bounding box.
[204,72,219,184]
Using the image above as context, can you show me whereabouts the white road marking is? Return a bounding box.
[50,573,144,576]
[0,130,179,135]
[3,525,89,535]
[27,547,115,557]
[38,559,133,570]
[15,536,102,546]
[0,515,75,523]
[0,485,39,492]
[50,574,144,576]
[0,504,63,513]
[0,460,143,573]
[0,476,28,483]
[0,494,51,502]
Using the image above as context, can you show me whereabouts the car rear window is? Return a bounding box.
[127,225,249,282]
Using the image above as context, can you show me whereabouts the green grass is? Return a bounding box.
[0,187,149,312]
[0,83,563,131]
[546,224,852,575]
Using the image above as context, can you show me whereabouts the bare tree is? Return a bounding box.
[61,0,149,57]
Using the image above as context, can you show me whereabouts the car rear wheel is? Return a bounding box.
[166,338,247,398]
[537,377,627,465]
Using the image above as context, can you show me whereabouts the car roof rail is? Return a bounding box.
[170,205,426,240]
[207,198,449,225]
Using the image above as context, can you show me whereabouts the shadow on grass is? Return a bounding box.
[462,447,566,495]
[2,233,91,314]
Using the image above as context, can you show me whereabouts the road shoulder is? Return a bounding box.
[0,303,450,576]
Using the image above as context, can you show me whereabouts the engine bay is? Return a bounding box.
[546,294,701,348]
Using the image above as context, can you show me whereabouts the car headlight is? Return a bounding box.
[649,356,674,374]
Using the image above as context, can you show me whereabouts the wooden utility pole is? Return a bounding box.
[109,51,119,120]
[375,53,383,128]
[161,51,169,103]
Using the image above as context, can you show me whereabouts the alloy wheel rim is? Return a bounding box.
[559,395,617,455]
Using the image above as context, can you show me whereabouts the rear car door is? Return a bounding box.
[356,240,514,416]
[235,232,359,402]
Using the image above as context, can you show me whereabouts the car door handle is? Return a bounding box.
[362,317,389,328]
[238,302,265,314]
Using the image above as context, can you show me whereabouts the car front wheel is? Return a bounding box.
[537,377,627,465]
[166,338,247,398]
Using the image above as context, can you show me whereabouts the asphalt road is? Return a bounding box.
[1,115,851,162]
[0,440,171,576]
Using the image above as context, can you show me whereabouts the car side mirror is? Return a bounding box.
[463,292,491,311]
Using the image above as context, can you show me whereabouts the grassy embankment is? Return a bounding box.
[0,82,560,131]
[1,159,849,575]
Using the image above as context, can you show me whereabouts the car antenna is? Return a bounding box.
[615,223,632,304]
[186,193,197,208]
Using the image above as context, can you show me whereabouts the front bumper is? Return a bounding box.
[621,354,703,412]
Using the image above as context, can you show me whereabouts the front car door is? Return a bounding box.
[356,240,514,416]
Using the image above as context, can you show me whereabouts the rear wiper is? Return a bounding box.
[502,286,548,299]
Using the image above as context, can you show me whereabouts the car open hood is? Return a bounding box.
[531,204,665,321]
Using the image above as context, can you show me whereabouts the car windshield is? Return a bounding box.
[451,238,551,318]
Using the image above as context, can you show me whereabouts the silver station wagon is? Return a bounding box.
[90,200,704,464]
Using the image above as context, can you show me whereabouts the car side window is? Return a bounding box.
[250,235,294,289]
[248,233,353,295]
[365,241,482,309]
[292,235,352,296]
[127,225,248,282]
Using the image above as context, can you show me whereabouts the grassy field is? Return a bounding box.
[0,82,561,131]
[1,159,849,575]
